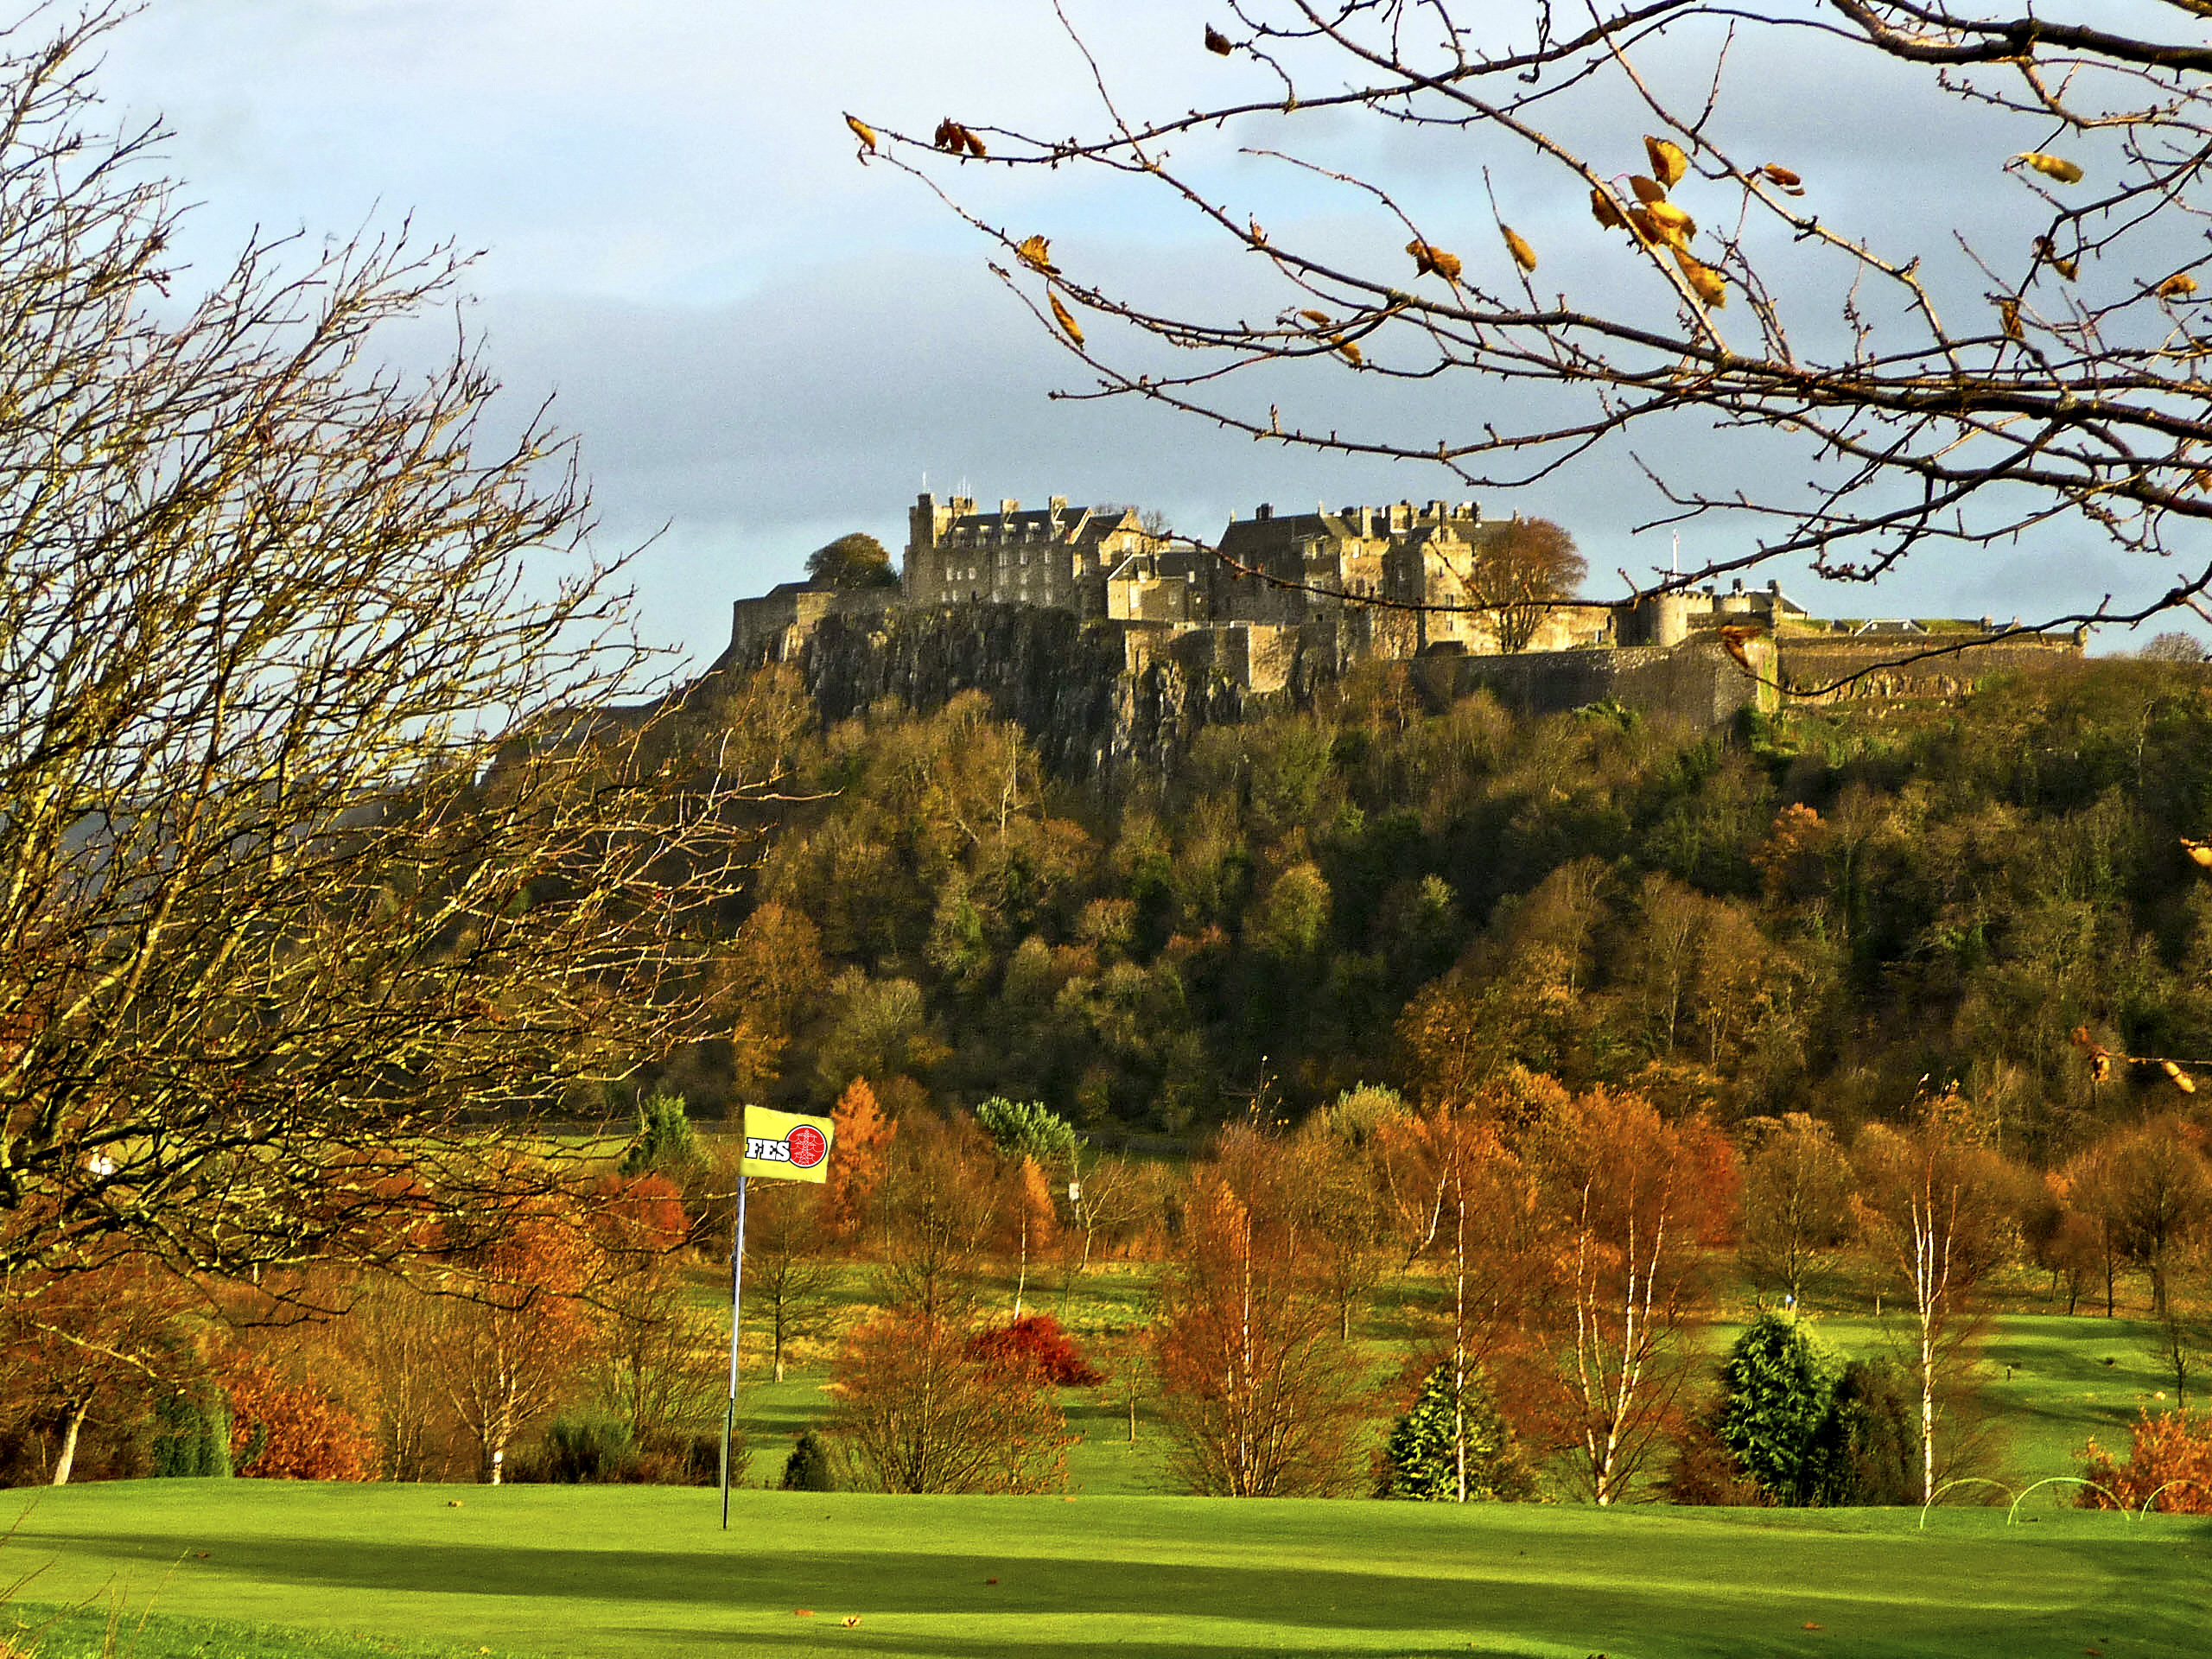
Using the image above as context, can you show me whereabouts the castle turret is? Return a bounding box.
[1630,592,1693,647]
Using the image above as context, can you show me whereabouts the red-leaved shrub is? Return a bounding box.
[966,1315,1103,1386]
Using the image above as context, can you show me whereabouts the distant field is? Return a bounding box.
[8,1481,2211,1659]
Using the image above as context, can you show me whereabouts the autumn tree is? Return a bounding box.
[1468,520,1586,654]
[868,3,2212,644]
[584,1175,721,1447]
[1151,1127,1370,1497]
[221,1356,374,1482]
[0,1256,189,1484]
[1291,1088,1402,1341]
[2072,1117,2212,1317]
[828,1308,1070,1494]
[426,1205,605,1482]
[0,8,765,1284]
[1739,1115,1854,1306]
[873,1109,998,1319]
[1523,1085,1735,1505]
[1852,1100,2022,1505]
[823,1077,899,1245]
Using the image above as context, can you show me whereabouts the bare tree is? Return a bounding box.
[741,1179,839,1382]
[863,2,2212,649]
[0,10,766,1282]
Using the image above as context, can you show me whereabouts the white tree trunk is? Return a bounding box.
[51,1397,90,1486]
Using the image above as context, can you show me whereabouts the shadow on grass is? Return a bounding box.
[22,1529,2204,1656]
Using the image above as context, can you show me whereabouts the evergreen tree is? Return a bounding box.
[1715,1311,1840,1506]
[1824,1359,1920,1507]
[1376,1361,1533,1502]
[151,1389,232,1478]
[781,1428,836,1491]
[620,1093,700,1179]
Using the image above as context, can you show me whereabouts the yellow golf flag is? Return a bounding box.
[741,1106,834,1184]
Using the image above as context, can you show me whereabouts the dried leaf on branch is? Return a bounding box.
[1645,136,1689,188]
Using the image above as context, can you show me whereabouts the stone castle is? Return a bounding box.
[715,491,2086,776]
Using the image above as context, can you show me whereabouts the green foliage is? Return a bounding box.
[1826,1357,1920,1506]
[973,1097,1078,1167]
[805,531,899,590]
[719,655,2212,1144]
[1715,1312,1842,1506]
[781,1427,836,1491]
[150,1389,232,1478]
[1376,1362,1534,1501]
[620,1092,700,1178]
[538,1415,640,1484]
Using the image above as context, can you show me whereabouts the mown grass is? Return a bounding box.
[7,1481,2209,1658]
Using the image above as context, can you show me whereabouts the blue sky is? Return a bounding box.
[92,2,2194,668]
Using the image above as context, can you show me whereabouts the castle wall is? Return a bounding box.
[1777,630,2083,702]
[1418,636,1773,728]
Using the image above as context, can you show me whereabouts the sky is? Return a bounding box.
[88,0,2205,670]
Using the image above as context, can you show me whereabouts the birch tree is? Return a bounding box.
[1851,1102,2020,1503]
[1526,1086,1734,1504]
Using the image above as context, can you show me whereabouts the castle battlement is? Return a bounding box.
[719,492,2086,729]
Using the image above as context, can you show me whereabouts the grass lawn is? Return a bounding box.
[5,1481,2209,1659]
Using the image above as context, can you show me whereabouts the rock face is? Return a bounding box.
[799,603,1262,780]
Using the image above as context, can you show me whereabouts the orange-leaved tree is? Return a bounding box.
[1523,1084,1736,1505]
[823,1077,897,1245]
[2077,1409,2212,1515]
[221,1354,373,1481]
[1152,1125,1370,1497]
[1373,1092,1546,1502]
[425,1199,605,1482]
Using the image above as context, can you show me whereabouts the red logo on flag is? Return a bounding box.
[785,1123,828,1168]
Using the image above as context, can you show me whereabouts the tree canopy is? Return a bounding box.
[806,532,899,591]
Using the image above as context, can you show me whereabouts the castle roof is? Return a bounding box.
[938,502,1139,544]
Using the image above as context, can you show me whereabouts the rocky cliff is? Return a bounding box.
[798,603,1263,780]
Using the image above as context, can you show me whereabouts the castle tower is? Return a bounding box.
[905,492,973,604]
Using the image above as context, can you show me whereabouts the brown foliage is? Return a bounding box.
[222,1356,373,1481]
[1465,519,1586,653]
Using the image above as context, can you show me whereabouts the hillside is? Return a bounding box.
[646,654,2212,1160]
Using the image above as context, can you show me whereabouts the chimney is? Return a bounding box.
[1255,503,1274,520]
[1001,499,1020,515]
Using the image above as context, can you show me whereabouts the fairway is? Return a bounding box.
[5,1483,2209,1659]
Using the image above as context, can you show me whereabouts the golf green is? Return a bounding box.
[4,1481,2208,1656]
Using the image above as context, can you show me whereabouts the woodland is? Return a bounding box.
[661,653,2212,1157]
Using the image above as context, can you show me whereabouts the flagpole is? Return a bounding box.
[720,1170,748,1530]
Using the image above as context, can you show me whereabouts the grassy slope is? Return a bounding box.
[6,1482,2209,1659]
